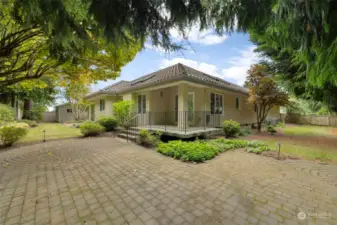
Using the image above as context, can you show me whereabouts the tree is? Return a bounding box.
[0,1,141,87]
[64,83,90,121]
[113,100,134,129]
[250,29,337,114]
[246,64,290,132]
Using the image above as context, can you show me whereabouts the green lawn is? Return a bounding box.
[22,123,81,142]
[262,139,337,162]
[240,123,337,162]
[279,124,336,137]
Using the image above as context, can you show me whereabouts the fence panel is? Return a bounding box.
[284,113,337,127]
[43,112,56,122]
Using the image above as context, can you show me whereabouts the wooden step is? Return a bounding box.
[117,133,137,141]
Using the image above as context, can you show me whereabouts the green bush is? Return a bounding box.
[222,120,240,138]
[137,129,162,147]
[157,140,220,162]
[210,138,248,151]
[275,121,285,128]
[113,100,134,128]
[97,116,117,131]
[21,119,38,127]
[267,125,277,135]
[79,121,105,137]
[246,140,269,154]
[157,138,270,162]
[0,104,14,126]
[238,127,252,136]
[0,125,28,147]
[247,146,269,154]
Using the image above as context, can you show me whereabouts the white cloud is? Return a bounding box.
[160,58,219,75]
[221,46,260,85]
[159,46,261,86]
[170,24,227,45]
[144,43,167,53]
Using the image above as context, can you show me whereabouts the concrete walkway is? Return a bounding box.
[0,137,336,225]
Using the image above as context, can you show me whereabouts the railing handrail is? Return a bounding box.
[125,114,138,125]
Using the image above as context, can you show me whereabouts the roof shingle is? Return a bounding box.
[87,63,248,98]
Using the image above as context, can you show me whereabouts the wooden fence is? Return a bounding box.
[284,113,337,127]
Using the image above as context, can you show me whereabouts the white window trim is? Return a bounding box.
[210,92,224,115]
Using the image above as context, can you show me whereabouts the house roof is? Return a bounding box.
[86,63,248,98]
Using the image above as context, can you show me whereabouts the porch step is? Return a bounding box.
[117,128,139,142]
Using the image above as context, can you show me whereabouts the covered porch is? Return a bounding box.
[125,81,228,137]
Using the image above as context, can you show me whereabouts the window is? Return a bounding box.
[236,97,240,110]
[100,99,105,111]
[66,108,72,113]
[138,94,146,113]
[210,93,223,114]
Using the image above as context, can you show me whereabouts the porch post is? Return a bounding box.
[178,83,188,131]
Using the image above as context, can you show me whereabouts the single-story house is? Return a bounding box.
[85,63,280,137]
[55,103,89,123]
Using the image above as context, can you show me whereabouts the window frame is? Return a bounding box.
[236,97,240,110]
[66,108,72,113]
[210,92,224,115]
[138,94,147,114]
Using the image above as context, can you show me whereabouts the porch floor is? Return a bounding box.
[132,125,222,138]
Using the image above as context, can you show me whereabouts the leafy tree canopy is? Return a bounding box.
[1,0,141,87]
[246,64,290,132]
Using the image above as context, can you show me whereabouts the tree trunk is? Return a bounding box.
[257,123,262,132]
[22,99,32,119]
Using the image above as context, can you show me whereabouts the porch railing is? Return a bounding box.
[128,111,223,133]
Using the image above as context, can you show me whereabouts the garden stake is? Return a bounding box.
[43,130,46,142]
[276,142,281,159]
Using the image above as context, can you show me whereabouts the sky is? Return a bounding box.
[91,27,260,92]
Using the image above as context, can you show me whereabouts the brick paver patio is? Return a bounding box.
[0,137,336,225]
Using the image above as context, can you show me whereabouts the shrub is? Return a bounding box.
[8,122,30,129]
[267,125,277,135]
[247,146,269,154]
[222,120,240,138]
[157,138,270,162]
[157,140,219,162]
[0,104,14,126]
[275,121,285,128]
[79,121,105,137]
[0,125,28,147]
[137,130,161,147]
[246,140,269,154]
[97,116,117,131]
[113,100,134,128]
[247,140,268,148]
[238,127,252,136]
[210,138,248,151]
[21,119,38,127]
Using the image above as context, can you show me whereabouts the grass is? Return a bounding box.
[279,124,336,137]
[21,123,81,142]
[262,139,337,162]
